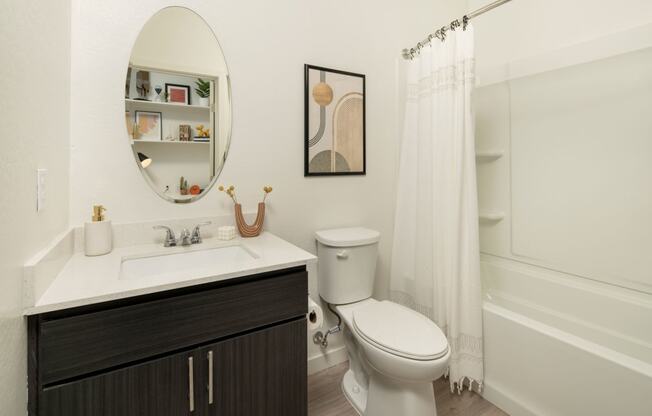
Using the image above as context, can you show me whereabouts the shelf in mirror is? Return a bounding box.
[479,212,505,222]
[475,150,504,162]
[125,98,210,112]
[131,140,210,145]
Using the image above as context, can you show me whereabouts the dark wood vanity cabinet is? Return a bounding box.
[28,267,308,416]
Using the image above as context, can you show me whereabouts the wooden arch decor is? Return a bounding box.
[234,202,265,237]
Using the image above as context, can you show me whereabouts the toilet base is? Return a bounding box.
[341,369,366,415]
[366,370,437,416]
[342,368,438,416]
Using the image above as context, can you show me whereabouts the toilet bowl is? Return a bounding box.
[316,228,450,416]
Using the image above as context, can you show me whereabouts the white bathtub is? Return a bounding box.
[480,254,652,416]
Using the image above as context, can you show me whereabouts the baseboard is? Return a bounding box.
[307,345,348,375]
[482,380,541,416]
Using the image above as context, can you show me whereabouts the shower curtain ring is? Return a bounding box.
[439,26,447,41]
[463,15,469,30]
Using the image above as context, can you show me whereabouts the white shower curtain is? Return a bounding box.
[390,26,483,392]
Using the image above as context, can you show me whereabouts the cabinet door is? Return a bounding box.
[40,349,199,416]
[198,319,307,416]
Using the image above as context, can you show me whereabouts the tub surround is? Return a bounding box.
[24,215,315,315]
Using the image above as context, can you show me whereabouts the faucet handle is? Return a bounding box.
[153,225,177,247]
[191,221,212,244]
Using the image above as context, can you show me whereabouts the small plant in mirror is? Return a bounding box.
[195,79,210,98]
[180,176,189,195]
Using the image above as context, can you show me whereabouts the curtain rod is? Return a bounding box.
[402,0,513,60]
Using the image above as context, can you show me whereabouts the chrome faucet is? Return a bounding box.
[152,225,177,247]
[153,221,212,247]
[191,222,211,244]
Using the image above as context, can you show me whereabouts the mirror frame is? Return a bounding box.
[126,6,232,204]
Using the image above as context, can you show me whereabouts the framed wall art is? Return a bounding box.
[165,83,191,105]
[304,64,366,176]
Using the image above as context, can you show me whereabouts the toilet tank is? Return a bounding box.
[315,227,380,305]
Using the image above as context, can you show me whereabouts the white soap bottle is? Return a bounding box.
[84,205,113,256]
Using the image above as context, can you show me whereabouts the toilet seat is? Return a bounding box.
[352,300,448,361]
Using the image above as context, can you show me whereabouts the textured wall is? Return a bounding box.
[0,0,71,414]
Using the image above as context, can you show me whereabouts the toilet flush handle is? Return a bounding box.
[336,250,349,259]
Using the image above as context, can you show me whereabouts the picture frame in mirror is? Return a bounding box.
[166,83,190,105]
[134,111,162,141]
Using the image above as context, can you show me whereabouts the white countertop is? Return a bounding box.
[25,232,316,315]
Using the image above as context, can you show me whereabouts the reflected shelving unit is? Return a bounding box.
[475,150,504,162]
[479,212,505,222]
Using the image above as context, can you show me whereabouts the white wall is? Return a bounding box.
[69,0,465,370]
[469,0,652,82]
[0,0,71,414]
[69,0,465,297]
[130,6,228,77]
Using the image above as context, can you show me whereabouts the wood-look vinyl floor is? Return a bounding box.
[308,362,509,416]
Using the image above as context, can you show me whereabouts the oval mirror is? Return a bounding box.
[124,7,231,203]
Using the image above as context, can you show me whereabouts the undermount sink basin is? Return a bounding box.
[120,245,257,280]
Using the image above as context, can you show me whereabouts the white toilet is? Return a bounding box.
[316,227,450,416]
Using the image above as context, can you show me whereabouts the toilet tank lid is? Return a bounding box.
[315,227,380,247]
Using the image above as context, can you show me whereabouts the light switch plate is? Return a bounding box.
[37,168,47,212]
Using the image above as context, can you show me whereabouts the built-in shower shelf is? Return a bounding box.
[479,212,505,222]
[476,150,504,162]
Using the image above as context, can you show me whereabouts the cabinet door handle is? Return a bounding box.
[207,350,214,405]
[188,356,195,412]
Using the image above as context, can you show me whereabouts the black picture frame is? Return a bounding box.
[304,64,366,177]
[165,83,191,105]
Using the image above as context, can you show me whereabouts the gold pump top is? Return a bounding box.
[92,205,106,222]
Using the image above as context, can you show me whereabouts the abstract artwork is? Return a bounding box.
[134,111,162,141]
[304,65,365,176]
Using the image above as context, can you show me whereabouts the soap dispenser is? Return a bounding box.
[84,205,113,256]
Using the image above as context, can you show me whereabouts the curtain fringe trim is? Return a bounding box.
[444,369,484,394]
